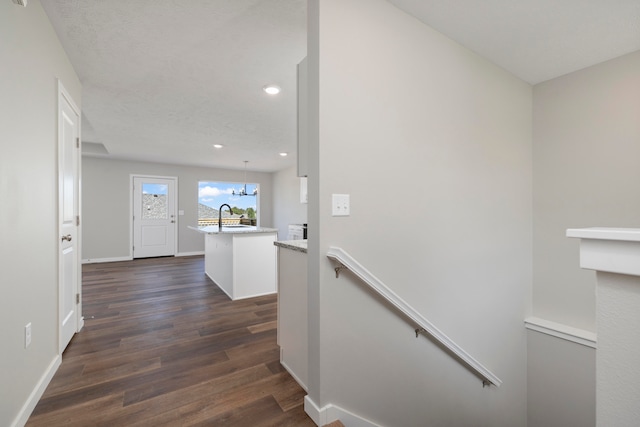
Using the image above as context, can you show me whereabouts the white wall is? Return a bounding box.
[308,1,532,425]
[527,332,595,426]
[272,165,307,239]
[82,156,275,260]
[0,1,82,425]
[532,50,640,332]
[528,49,640,427]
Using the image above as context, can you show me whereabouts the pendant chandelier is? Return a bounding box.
[232,161,257,196]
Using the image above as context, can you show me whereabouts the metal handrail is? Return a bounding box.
[327,246,502,387]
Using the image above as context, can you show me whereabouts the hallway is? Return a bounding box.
[27,256,314,426]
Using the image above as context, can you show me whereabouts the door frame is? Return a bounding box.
[130,174,178,258]
[58,81,83,354]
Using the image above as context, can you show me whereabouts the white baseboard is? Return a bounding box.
[82,252,203,263]
[304,396,325,426]
[525,316,597,348]
[304,396,382,427]
[205,272,276,301]
[82,256,132,264]
[279,359,308,392]
[176,251,204,257]
[11,355,61,427]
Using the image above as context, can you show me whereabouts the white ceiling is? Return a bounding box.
[41,0,307,172]
[41,0,639,173]
[387,0,640,84]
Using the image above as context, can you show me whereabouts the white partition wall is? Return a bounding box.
[307,1,532,425]
[568,228,640,426]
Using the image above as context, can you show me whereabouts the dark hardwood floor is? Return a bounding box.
[27,255,315,427]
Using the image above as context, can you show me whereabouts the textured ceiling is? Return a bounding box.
[42,0,307,172]
[41,0,639,172]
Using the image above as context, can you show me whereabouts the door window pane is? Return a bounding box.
[142,183,168,219]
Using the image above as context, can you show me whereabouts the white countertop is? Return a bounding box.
[189,225,278,234]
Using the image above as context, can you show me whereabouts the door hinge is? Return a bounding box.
[76,137,80,148]
[76,215,80,226]
[76,293,80,304]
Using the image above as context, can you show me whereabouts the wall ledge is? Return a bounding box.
[566,227,640,241]
[525,316,596,348]
[567,227,640,276]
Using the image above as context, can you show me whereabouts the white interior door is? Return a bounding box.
[58,82,81,353]
[133,176,177,258]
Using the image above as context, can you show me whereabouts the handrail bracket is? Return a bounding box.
[416,327,495,388]
[334,265,345,278]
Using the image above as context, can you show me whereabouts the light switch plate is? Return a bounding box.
[332,194,350,216]
[178,210,184,216]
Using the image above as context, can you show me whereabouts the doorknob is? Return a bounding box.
[61,234,72,242]
[171,220,175,223]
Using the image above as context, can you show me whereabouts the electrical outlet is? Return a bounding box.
[25,323,32,348]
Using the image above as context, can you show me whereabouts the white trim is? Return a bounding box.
[57,80,82,353]
[567,227,640,242]
[206,271,234,299]
[231,290,277,300]
[81,252,203,263]
[304,396,382,427]
[205,271,276,301]
[176,251,205,257]
[304,396,325,426]
[525,316,597,348]
[567,228,640,276]
[82,256,133,264]
[10,355,61,427]
[280,359,308,392]
[129,175,134,259]
[327,246,502,387]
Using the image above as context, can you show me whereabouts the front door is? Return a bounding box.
[132,176,177,258]
[58,82,81,353]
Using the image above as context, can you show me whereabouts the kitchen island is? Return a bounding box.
[190,225,278,300]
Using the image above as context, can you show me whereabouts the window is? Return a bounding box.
[198,181,258,227]
[142,183,168,219]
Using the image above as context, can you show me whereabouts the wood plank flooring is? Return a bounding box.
[27,255,315,427]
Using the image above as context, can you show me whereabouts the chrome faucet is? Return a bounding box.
[218,204,232,231]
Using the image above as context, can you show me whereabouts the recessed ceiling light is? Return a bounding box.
[213,144,223,149]
[263,85,281,95]
[279,152,288,157]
